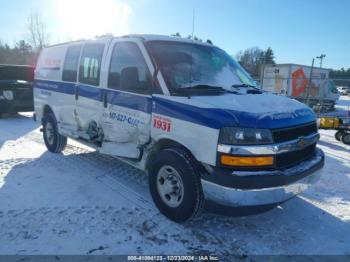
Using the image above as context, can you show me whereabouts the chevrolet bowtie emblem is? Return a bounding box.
[297,137,307,148]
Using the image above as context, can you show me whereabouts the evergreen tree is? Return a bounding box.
[236,47,276,78]
[263,47,275,65]
[0,40,37,65]
[236,47,264,78]
[16,40,32,53]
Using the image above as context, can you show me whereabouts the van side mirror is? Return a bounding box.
[120,67,139,91]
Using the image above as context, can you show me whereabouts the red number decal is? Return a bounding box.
[153,116,171,132]
[166,122,171,132]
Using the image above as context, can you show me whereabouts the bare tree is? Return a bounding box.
[16,40,32,53]
[236,47,264,78]
[236,47,276,79]
[27,12,49,51]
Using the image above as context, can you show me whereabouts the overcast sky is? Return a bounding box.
[0,0,349,69]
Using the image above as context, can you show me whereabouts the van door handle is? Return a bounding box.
[75,85,79,100]
[103,91,107,108]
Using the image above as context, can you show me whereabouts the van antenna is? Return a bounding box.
[188,8,195,92]
[191,8,195,39]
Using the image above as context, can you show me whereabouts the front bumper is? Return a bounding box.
[201,148,324,207]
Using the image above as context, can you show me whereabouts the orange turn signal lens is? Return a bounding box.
[220,155,274,167]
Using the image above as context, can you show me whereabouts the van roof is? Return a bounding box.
[45,34,214,48]
[124,34,214,45]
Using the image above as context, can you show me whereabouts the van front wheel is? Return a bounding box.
[341,133,350,145]
[148,148,204,223]
[335,130,344,141]
[43,113,67,153]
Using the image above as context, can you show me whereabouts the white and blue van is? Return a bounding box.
[34,35,324,222]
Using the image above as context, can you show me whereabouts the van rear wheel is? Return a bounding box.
[148,148,204,223]
[43,113,67,153]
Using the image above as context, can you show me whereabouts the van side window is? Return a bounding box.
[62,45,81,82]
[108,42,152,94]
[79,44,104,86]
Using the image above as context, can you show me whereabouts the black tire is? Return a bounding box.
[148,148,204,223]
[335,130,344,141]
[42,113,67,153]
[341,133,350,145]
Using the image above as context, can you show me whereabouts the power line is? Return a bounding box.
[316,54,326,68]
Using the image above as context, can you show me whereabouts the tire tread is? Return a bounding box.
[148,147,204,222]
[43,113,67,153]
[165,148,204,220]
[341,133,350,145]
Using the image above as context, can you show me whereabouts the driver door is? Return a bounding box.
[100,40,154,158]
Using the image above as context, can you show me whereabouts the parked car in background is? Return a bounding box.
[0,65,34,117]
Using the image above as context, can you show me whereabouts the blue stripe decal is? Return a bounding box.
[34,79,151,113]
[78,84,102,102]
[34,79,316,129]
[106,90,152,113]
[153,97,316,129]
[34,79,75,95]
[153,97,235,129]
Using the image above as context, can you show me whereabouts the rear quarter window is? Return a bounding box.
[79,44,104,86]
[62,45,82,82]
[36,46,66,80]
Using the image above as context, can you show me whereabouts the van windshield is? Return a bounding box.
[147,40,257,95]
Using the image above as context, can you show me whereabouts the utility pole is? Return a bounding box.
[260,55,266,89]
[306,58,315,107]
[316,54,326,68]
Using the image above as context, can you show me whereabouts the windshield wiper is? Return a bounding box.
[232,83,258,89]
[175,84,238,95]
[180,85,237,94]
[183,84,222,90]
[186,84,240,92]
[231,83,263,94]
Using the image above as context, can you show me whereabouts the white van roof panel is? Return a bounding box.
[122,34,214,46]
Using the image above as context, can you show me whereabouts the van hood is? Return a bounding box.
[193,93,316,129]
[153,93,316,129]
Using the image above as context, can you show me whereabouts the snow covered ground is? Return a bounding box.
[0,97,349,259]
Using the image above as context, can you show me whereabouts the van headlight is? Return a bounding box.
[219,127,273,145]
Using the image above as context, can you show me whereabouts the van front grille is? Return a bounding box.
[275,143,316,169]
[272,122,318,143]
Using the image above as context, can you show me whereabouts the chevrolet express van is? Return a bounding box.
[34,35,324,222]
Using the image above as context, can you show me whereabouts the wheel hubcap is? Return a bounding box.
[156,165,184,208]
[45,122,55,145]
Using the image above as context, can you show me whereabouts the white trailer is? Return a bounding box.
[261,64,339,111]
